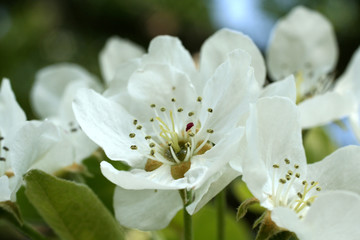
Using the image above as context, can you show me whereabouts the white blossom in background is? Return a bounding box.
[335,47,360,141]
[31,63,103,166]
[72,28,277,230]
[231,96,360,239]
[267,6,357,128]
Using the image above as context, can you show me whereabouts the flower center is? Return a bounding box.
[128,96,214,180]
[269,158,321,218]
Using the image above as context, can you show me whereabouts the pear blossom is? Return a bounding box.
[0,78,68,201]
[267,6,357,128]
[31,63,102,166]
[72,29,276,230]
[231,96,360,239]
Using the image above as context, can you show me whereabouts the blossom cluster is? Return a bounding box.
[1,5,360,240]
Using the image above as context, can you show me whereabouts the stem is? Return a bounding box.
[216,190,226,240]
[183,204,193,240]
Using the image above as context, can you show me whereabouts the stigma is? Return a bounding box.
[127,96,215,179]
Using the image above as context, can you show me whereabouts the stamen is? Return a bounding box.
[294,164,299,169]
[197,96,202,102]
[150,104,156,108]
[169,146,181,164]
[206,129,214,134]
[129,133,136,138]
[207,108,213,113]
[171,98,176,102]
[0,157,5,161]
[145,136,151,140]
[150,149,155,156]
[149,143,155,148]
[136,125,142,130]
[71,128,78,132]
[160,107,166,112]
[177,108,183,112]
[284,159,290,164]
[130,145,137,150]
[316,187,321,191]
[287,170,293,175]
[3,146,9,151]
[150,118,154,122]
[295,173,300,178]
[133,119,138,125]
[273,164,280,168]
[188,112,194,117]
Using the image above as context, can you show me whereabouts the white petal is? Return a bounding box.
[307,145,360,194]
[143,36,197,77]
[10,121,73,176]
[113,187,182,230]
[273,191,360,240]
[31,63,101,119]
[0,176,12,202]
[186,166,240,215]
[0,78,26,137]
[349,111,360,142]
[241,97,306,203]
[127,63,197,111]
[200,28,265,86]
[200,49,259,138]
[100,36,145,84]
[260,75,296,103]
[100,161,188,190]
[299,91,357,129]
[335,46,360,98]
[73,89,147,167]
[267,6,338,81]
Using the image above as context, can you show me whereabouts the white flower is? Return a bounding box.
[31,63,102,165]
[335,47,360,141]
[73,29,267,230]
[0,78,67,201]
[231,96,360,239]
[267,6,357,128]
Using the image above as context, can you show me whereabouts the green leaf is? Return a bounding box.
[0,201,23,225]
[236,197,260,221]
[24,169,124,240]
[232,179,265,214]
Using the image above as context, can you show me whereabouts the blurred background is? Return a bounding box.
[0,0,359,239]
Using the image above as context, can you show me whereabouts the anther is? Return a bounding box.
[3,146,9,151]
[285,175,291,181]
[150,118,154,122]
[130,145,138,150]
[287,170,293,175]
[0,137,4,141]
[316,187,321,191]
[311,181,315,186]
[171,98,176,102]
[284,159,290,164]
[70,128,78,132]
[185,142,191,148]
[295,173,300,178]
[145,136,151,140]
[133,119,138,125]
[188,132,195,137]
[302,180,307,185]
[294,164,299,169]
[177,108,183,112]
[160,107,166,112]
[207,129,214,134]
[279,178,286,184]
[136,125,142,130]
[129,133,136,138]
[273,164,280,168]
[188,112,194,116]
[297,192,303,198]
[197,96,202,102]
[150,149,155,156]
[0,157,5,161]
[207,108,213,113]
[306,202,312,206]
[149,143,155,148]
[150,104,156,108]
